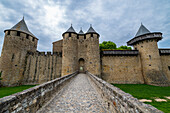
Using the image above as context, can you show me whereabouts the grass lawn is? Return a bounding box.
[0,85,36,98]
[112,84,170,113]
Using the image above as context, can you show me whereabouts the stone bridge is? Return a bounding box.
[0,72,162,113]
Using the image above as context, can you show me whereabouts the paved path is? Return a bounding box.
[37,73,107,113]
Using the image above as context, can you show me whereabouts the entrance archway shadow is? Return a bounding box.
[79,58,85,73]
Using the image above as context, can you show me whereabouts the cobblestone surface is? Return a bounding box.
[37,73,107,113]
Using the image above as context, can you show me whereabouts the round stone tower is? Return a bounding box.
[85,25,101,77]
[127,23,169,86]
[0,17,38,86]
[62,25,78,76]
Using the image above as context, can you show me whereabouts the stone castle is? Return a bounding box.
[0,18,169,87]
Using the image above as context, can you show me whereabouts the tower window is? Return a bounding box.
[168,66,170,71]
[11,54,15,62]
[149,55,151,60]
[84,35,86,39]
[91,33,93,37]
[17,31,20,36]
[26,34,29,39]
[149,64,151,66]
[32,37,35,41]
[7,31,10,35]
[69,33,71,37]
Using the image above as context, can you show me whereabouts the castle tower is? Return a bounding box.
[0,17,38,86]
[127,23,169,86]
[62,25,78,76]
[85,25,101,77]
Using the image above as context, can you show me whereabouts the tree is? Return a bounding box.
[99,41,132,50]
[117,45,132,50]
[99,41,117,49]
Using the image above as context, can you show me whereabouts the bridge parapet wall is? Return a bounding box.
[87,72,163,113]
[0,71,78,113]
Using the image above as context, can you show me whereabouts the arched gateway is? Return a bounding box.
[78,58,85,73]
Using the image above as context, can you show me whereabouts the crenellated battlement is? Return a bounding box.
[5,30,38,44]
[27,51,62,57]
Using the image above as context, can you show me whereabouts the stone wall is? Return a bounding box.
[101,55,144,84]
[53,39,63,53]
[87,72,163,113]
[133,39,169,86]
[1,31,38,86]
[0,71,78,113]
[160,55,170,81]
[22,51,62,85]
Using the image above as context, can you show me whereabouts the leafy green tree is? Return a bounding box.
[117,45,132,50]
[99,41,117,49]
[99,41,132,50]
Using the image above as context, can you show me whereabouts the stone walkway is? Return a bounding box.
[37,73,107,113]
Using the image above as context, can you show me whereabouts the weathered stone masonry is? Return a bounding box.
[22,52,62,85]
[0,71,78,113]
[0,18,169,87]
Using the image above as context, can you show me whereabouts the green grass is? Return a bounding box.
[112,84,170,113]
[0,85,36,98]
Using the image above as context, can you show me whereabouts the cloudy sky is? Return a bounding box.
[0,0,169,54]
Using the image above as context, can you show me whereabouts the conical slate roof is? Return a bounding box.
[5,17,36,38]
[86,25,97,33]
[135,23,150,37]
[66,25,76,33]
[78,28,84,34]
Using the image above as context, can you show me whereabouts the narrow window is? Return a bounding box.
[26,34,29,39]
[69,33,71,37]
[149,55,151,60]
[11,54,15,62]
[91,33,93,37]
[17,31,20,36]
[84,35,86,39]
[32,37,35,41]
[168,66,170,71]
[7,31,10,35]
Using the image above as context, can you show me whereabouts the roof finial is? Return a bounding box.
[80,27,82,30]
[141,22,143,25]
[71,23,72,27]
[90,24,92,27]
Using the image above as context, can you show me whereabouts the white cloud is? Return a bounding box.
[0,0,169,55]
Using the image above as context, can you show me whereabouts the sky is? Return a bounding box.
[0,0,170,54]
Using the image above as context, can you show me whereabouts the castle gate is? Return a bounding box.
[78,58,85,73]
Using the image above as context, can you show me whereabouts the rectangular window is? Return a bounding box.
[17,31,20,36]
[69,33,71,37]
[91,33,93,37]
[7,31,10,35]
[26,34,29,39]
[11,54,15,62]
[32,37,35,41]
[168,66,170,71]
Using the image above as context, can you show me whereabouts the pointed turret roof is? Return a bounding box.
[78,28,84,34]
[5,17,36,38]
[135,23,150,37]
[86,24,97,33]
[66,24,76,33]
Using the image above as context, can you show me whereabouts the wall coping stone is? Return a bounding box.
[0,71,78,113]
[87,72,163,113]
